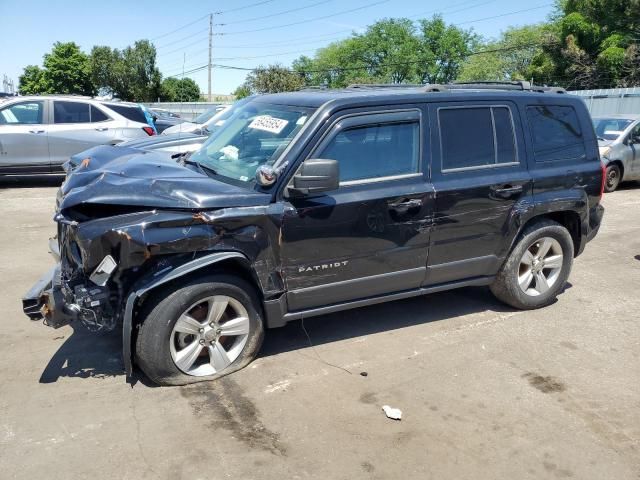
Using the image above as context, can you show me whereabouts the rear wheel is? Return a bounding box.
[604,164,621,192]
[135,275,264,386]
[490,220,574,309]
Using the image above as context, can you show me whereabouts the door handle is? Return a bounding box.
[388,198,423,213]
[491,184,524,197]
[95,127,109,132]
[29,130,45,134]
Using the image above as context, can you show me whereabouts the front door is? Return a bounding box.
[426,102,532,285]
[629,123,640,176]
[0,100,49,173]
[280,108,434,311]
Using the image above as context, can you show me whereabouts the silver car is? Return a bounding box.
[0,96,153,175]
[594,114,640,192]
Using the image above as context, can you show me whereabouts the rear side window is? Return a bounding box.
[319,121,420,183]
[439,106,518,171]
[106,104,147,124]
[527,105,585,162]
[90,105,109,122]
[54,101,90,124]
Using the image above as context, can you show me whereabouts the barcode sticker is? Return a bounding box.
[248,115,289,134]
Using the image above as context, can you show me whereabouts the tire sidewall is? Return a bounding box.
[492,222,574,309]
[135,275,264,386]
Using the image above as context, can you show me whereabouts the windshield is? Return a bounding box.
[593,118,633,141]
[194,108,220,125]
[189,100,314,184]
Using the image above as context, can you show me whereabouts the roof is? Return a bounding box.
[253,83,575,109]
[591,113,640,120]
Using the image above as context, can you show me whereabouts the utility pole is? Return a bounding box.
[208,13,213,102]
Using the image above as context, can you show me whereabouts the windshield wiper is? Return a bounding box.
[182,158,218,177]
[597,136,607,141]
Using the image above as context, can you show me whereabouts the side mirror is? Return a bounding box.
[287,159,339,197]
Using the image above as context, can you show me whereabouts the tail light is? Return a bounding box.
[599,161,606,198]
[142,126,155,136]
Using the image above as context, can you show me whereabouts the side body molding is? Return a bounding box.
[122,251,248,376]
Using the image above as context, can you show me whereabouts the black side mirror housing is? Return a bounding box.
[287,159,339,197]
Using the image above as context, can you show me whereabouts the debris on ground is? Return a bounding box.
[360,371,368,377]
[382,405,402,420]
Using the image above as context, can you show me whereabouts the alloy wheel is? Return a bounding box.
[518,237,564,296]
[169,295,250,376]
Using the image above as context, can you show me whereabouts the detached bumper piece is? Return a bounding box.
[22,264,77,328]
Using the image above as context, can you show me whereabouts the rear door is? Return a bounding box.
[0,100,49,173]
[280,107,434,311]
[628,122,640,176]
[48,101,117,168]
[426,101,531,285]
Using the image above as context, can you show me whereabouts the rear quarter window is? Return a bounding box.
[527,105,586,162]
[105,104,147,124]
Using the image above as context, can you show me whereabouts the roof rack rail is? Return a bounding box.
[449,81,566,94]
[346,83,424,89]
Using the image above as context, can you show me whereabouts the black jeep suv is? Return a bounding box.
[23,82,605,385]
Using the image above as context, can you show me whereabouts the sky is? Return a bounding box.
[0,0,555,96]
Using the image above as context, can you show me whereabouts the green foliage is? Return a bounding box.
[242,64,305,94]
[18,42,93,95]
[232,84,252,99]
[18,65,47,95]
[292,16,477,88]
[459,24,556,83]
[160,77,201,102]
[543,0,640,88]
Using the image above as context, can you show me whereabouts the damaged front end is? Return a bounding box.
[22,145,283,374]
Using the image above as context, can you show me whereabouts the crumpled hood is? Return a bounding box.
[58,145,271,211]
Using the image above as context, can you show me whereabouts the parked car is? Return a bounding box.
[23,82,604,386]
[0,96,155,175]
[149,108,185,133]
[151,108,181,119]
[161,104,231,135]
[593,114,640,192]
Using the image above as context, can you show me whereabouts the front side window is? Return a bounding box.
[189,101,314,185]
[527,105,585,162]
[439,106,517,171]
[318,121,420,183]
[54,101,90,124]
[0,101,44,125]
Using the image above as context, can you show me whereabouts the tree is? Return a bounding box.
[542,0,640,88]
[18,65,47,95]
[291,16,478,88]
[415,16,479,84]
[458,24,556,84]
[242,64,305,94]
[160,77,201,101]
[18,42,93,95]
[233,84,252,99]
[89,40,161,101]
[42,42,94,95]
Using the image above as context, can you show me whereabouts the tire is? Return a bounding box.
[604,164,621,193]
[490,220,574,310]
[135,274,264,386]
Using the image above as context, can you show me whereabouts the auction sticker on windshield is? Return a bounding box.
[248,115,289,134]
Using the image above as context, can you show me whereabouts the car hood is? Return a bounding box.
[162,122,200,135]
[598,139,614,147]
[58,145,271,212]
[114,132,207,152]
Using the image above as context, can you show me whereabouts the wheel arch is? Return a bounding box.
[121,251,264,377]
[515,210,581,258]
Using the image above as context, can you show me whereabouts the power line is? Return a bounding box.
[150,15,209,42]
[216,0,334,26]
[214,0,277,15]
[156,28,209,50]
[456,4,553,24]
[217,0,391,35]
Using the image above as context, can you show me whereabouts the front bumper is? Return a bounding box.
[22,263,78,328]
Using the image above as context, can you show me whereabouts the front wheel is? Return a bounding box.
[490,220,574,310]
[135,275,264,386]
